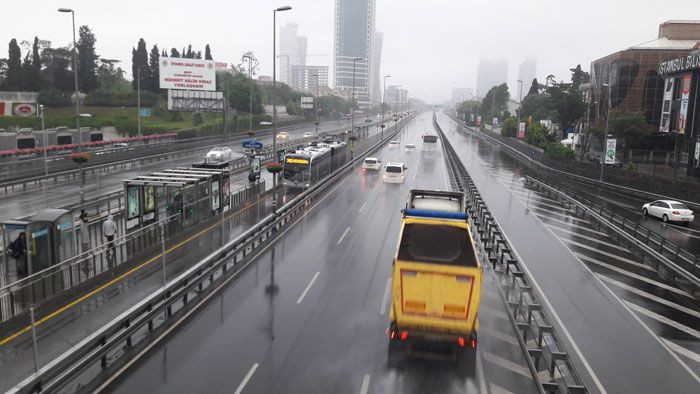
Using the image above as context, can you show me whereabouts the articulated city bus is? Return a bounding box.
[283,141,347,189]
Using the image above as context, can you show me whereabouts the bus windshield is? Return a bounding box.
[284,158,310,181]
[423,135,437,143]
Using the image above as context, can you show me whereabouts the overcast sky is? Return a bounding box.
[3,0,700,103]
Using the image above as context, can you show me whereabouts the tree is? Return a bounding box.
[96,59,131,94]
[77,25,99,92]
[204,44,213,60]
[21,53,32,90]
[527,78,539,96]
[170,48,180,58]
[25,37,42,91]
[500,116,519,138]
[3,39,23,91]
[161,49,167,57]
[131,38,149,91]
[185,45,193,59]
[219,71,264,114]
[195,51,202,59]
[545,74,556,87]
[525,122,556,149]
[457,99,480,125]
[148,44,160,92]
[47,47,74,92]
[479,83,509,123]
[548,85,587,133]
[0,58,7,87]
[569,64,590,89]
[608,111,648,157]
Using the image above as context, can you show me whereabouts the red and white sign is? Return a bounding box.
[13,103,37,117]
[0,102,5,116]
[518,122,526,139]
[159,58,216,91]
[215,62,228,71]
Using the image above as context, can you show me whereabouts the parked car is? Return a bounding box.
[642,200,694,225]
[589,153,623,167]
[206,146,234,162]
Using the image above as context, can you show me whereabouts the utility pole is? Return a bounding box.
[350,57,363,137]
[600,83,612,182]
[272,5,292,212]
[58,8,82,150]
[381,74,390,139]
[312,73,320,135]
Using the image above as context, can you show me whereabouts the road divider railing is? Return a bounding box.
[7,115,413,394]
[434,114,588,394]
[526,175,700,296]
[445,114,700,213]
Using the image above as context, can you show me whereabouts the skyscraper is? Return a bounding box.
[279,22,308,89]
[517,57,537,99]
[370,32,383,104]
[334,0,376,109]
[477,58,508,98]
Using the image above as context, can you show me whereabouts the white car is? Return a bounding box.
[362,157,381,171]
[388,140,400,149]
[206,146,233,162]
[383,162,406,183]
[405,143,416,152]
[112,142,129,150]
[643,200,694,225]
[276,131,289,141]
[303,131,314,138]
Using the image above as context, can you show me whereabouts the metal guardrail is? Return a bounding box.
[7,115,412,393]
[434,115,587,394]
[526,175,700,295]
[446,114,700,212]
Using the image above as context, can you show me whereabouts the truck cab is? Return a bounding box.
[388,189,482,362]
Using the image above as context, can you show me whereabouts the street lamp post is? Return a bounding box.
[58,8,82,150]
[600,83,612,181]
[243,53,255,133]
[136,64,148,140]
[517,79,523,122]
[272,5,292,211]
[350,57,363,138]
[395,85,401,118]
[311,73,320,135]
[381,74,390,139]
[40,105,47,177]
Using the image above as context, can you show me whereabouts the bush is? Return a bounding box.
[38,89,72,107]
[500,117,518,138]
[525,123,555,149]
[192,112,204,126]
[544,142,575,160]
[83,90,161,107]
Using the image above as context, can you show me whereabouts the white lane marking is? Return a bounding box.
[488,382,516,394]
[544,219,610,238]
[577,254,693,298]
[480,328,519,346]
[566,240,648,269]
[337,227,351,245]
[360,374,371,394]
[598,274,700,318]
[379,277,392,315]
[625,300,700,339]
[662,338,700,364]
[476,351,488,394]
[234,363,259,394]
[480,350,530,378]
[479,305,509,321]
[551,227,631,252]
[358,201,368,213]
[296,272,321,304]
[508,188,561,204]
[531,208,590,224]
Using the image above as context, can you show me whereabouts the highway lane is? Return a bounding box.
[107,113,537,394]
[438,113,700,393]
[0,120,388,222]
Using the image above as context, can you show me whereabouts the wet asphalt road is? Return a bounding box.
[0,120,358,222]
[437,113,700,394]
[108,114,538,394]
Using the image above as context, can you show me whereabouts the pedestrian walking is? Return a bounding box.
[7,232,27,278]
[102,214,118,267]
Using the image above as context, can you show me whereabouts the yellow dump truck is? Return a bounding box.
[388,189,482,361]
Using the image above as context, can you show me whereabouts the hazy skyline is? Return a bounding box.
[3,0,700,103]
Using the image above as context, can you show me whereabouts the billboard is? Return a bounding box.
[301,96,314,109]
[679,73,691,134]
[518,122,526,139]
[605,139,617,164]
[13,103,37,117]
[159,58,216,91]
[127,185,140,220]
[168,90,224,112]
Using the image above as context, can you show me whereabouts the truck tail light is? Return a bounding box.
[458,337,465,347]
[400,331,408,341]
[471,339,476,348]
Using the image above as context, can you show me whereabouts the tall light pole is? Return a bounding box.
[58,8,82,151]
[476,89,480,126]
[517,79,523,122]
[395,85,401,117]
[381,74,390,139]
[272,5,292,211]
[311,73,320,135]
[40,105,47,177]
[243,52,255,132]
[600,83,612,181]
[350,57,363,138]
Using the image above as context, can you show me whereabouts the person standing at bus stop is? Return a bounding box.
[79,210,91,254]
[8,232,27,279]
[102,214,117,267]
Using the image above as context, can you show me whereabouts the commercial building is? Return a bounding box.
[477,58,508,98]
[279,22,308,89]
[370,32,383,104]
[658,46,700,175]
[333,0,376,108]
[289,65,330,93]
[385,85,408,111]
[518,57,537,96]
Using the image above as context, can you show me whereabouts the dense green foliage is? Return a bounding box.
[500,116,518,138]
[544,142,575,160]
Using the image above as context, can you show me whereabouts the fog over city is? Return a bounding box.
[3,0,700,102]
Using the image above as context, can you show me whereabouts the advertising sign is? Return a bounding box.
[140,108,151,117]
[518,122,526,139]
[301,96,314,109]
[694,138,700,168]
[605,139,617,164]
[159,58,216,91]
[127,185,140,220]
[222,177,230,209]
[215,62,228,71]
[0,102,5,116]
[679,73,691,134]
[13,103,37,117]
[492,118,498,127]
[252,157,261,178]
[211,180,220,211]
[470,114,474,122]
[144,186,155,214]
[476,116,482,126]
[242,139,263,150]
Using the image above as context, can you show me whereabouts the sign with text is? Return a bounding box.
[605,139,617,164]
[140,108,151,117]
[659,52,700,76]
[679,73,691,134]
[518,122,526,139]
[476,116,482,126]
[159,58,216,91]
[301,96,314,109]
